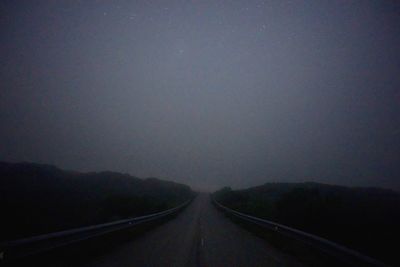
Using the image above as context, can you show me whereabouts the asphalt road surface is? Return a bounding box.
[55,194,304,267]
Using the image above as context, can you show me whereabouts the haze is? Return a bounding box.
[1,1,399,191]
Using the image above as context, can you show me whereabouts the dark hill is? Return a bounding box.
[0,162,194,242]
[213,182,400,265]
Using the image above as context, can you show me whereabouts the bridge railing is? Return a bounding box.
[212,198,386,267]
[0,199,192,262]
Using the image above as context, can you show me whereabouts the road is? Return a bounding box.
[54,194,304,267]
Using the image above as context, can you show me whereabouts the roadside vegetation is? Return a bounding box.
[0,162,194,242]
[213,182,400,265]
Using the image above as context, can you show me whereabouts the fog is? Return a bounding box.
[1,1,399,191]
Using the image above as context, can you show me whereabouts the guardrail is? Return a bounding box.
[0,199,192,263]
[212,198,387,267]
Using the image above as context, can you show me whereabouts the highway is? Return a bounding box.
[47,194,304,267]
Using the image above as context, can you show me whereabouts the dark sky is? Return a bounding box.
[1,1,399,191]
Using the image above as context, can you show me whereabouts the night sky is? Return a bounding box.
[1,1,399,191]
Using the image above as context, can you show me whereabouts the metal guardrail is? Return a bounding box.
[0,199,192,262]
[212,198,387,267]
